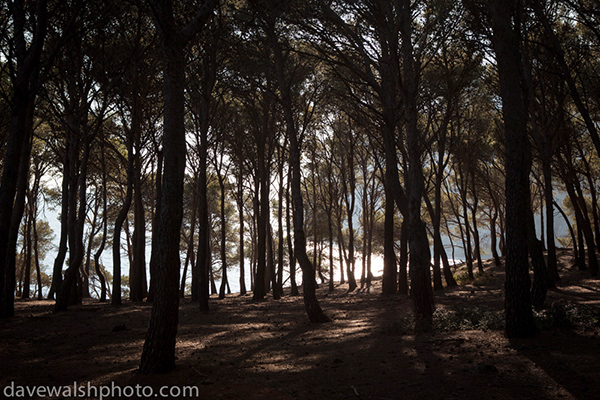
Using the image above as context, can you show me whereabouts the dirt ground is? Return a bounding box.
[1,249,599,400]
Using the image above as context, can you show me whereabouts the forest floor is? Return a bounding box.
[2,249,600,400]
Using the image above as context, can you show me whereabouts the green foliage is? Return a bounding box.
[381,305,504,335]
[453,270,472,284]
[380,318,414,336]
[534,300,600,332]
[433,305,504,331]
[384,301,600,336]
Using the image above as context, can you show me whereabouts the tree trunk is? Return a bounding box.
[147,148,163,303]
[554,199,578,267]
[140,31,188,374]
[56,128,92,311]
[286,179,299,296]
[238,168,247,296]
[49,154,70,300]
[111,137,133,307]
[0,0,48,319]
[94,157,109,302]
[489,0,538,337]
[180,179,198,298]
[400,0,434,329]
[22,203,32,299]
[543,159,559,284]
[382,190,397,295]
[268,25,329,323]
[470,174,484,274]
[343,133,357,293]
[196,125,209,309]
[398,220,409,295]
[253,138,268,300]
[218,173,228,300]
[131,140,147,301]
[277,150,285,296]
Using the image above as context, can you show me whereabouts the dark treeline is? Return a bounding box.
[1,0,599,373]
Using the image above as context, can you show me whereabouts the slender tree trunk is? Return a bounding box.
[398,220,409,295]
[382,191,397,295]
[218,173,228,300]
[22,203,32,299]
[490,208,502,266]
[268,25,329,322]
[286,179,299,296]
[543,160,559,284]
[238,171,247,296]
[459,170,475,280]
[253,139,268,300]
[111,138,134,307]
[33,213,43,300]
[49,153,70,300]
[82,193,100,299]
[131,146,147,301]
[147,148,163,303]
[180,181,198,298]
[527,204,549,310]
[196,126,209,308]
[344,138,357,292]
[554,199,578,267]
[277,150,285,296]
[94,146,109,302]
[470,176,484,274]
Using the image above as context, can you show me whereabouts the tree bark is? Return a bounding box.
[140,31,187,373]
[0,0,48,319]
[489,0,538,337]
[400,0,434,329]
[268,24,329,323]
[382,190,397,295]
[111,137,133,307]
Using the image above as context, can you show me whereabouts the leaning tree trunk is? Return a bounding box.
[94,148,109,302]
[48,153,70,300]
[269,26,329,323]
[111,136,134,307]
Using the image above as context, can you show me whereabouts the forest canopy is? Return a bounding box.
[0,0,599,374]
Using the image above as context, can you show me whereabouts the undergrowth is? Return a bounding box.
[534,299,600,332]
[382,300,600,335]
